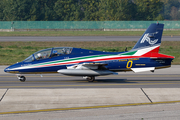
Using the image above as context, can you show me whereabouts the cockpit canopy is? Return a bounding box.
[23,47,73,62]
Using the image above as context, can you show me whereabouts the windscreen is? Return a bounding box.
[23,55,34,62]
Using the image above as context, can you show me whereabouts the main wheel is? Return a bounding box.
[87,76,95,82]
[19,76,26,82]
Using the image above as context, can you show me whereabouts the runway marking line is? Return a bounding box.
[1,100,180,115]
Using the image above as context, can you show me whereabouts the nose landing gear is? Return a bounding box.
[17,75,26,82]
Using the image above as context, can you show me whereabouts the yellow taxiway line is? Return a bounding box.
[1,100,180,115]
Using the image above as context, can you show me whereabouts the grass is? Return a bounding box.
[0,41,179,65]
[0,30,180,36]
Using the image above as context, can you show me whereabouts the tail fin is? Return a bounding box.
[131,23,164,51]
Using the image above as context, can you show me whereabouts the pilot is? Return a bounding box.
[37,53,42,60]
[51,50,60,57]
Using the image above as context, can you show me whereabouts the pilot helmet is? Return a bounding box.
[37,53,42,57]
[53,50,57,53]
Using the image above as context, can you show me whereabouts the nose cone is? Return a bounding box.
[4,64,20,73]
[4,67,10,73]
[4,61,24,73]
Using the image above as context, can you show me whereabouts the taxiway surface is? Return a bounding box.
[1,103,180,120]
[0,74,180,89]
[0,36,179,42]
[0,66,180,119]
[0,65,180,89]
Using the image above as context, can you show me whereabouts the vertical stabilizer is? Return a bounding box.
[132,23,164,51]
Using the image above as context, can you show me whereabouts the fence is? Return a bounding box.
[0,21,180,30]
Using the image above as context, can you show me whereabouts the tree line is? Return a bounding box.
[0,0,179,21]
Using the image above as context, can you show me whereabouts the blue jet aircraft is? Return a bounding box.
[4,23,174,82]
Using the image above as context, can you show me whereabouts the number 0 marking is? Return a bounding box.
[126,61,133,68]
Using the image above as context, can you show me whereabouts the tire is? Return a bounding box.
[19,76,26,82]
[87,76,95,82]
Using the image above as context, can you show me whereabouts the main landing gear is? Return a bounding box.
[83,76,95,82]
[17,75,26,82]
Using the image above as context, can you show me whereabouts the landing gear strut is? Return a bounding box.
[83,76,95,82]
[17,75,26,82]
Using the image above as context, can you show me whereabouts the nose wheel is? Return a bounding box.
[17,75,26,82]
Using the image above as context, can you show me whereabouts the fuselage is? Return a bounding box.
[4,47,173,75]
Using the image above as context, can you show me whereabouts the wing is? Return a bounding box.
[66,62,108,70]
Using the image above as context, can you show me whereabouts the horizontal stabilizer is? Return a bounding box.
[131,67,155,73]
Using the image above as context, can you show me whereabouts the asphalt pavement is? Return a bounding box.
[0,36,179,42]
[0,65,180,88]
